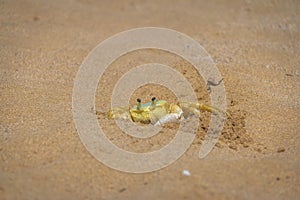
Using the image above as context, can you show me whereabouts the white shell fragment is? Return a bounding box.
[182,170,191,176]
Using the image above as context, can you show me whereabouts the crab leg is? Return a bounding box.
[178,101,227,116]
[107,107,131,120]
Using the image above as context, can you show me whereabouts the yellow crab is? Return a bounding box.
[108,97,224,126]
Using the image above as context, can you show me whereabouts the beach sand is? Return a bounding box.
[1,0,299,199]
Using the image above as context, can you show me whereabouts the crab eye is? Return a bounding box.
[151,97,156,101]
[137,98,141,103]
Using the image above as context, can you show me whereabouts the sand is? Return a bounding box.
[1,0,299,199]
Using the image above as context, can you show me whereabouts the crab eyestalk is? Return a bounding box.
[151,97,156,103]
[136,98,141,110]
[150,97,157,109]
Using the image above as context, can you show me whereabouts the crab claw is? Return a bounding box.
[153,104,184,126]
